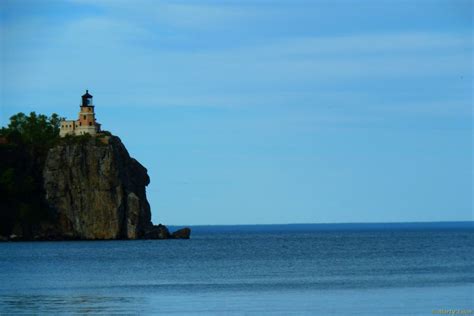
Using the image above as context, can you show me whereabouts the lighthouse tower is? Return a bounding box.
[59,90,102,137]
[76,90,99,135]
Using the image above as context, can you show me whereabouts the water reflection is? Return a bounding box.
[1,294,145,314]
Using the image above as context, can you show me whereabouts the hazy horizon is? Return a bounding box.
[167,220,474,227]
[1,0,472,225]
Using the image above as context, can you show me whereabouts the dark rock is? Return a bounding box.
[144,224,170,239]
[43,136,153,240]
[2,133,189,241]
[171,227,191,239]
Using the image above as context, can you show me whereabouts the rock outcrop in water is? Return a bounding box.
[0,132,190,241]
[171,227,191,239]
[43,135,154,239]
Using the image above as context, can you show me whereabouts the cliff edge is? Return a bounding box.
[0,111,190,241]
[43,135,154,240]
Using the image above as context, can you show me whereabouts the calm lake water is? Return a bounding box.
[0,226,473,315]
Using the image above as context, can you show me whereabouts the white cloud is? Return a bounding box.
[1,1,471,122]
[258,33,470,56]
[70,0,262,30]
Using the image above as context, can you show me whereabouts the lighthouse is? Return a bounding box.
[59,90,102,137]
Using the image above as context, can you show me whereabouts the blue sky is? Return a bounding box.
[0,0,472,225]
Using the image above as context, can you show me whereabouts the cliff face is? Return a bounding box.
[43,136,153,240]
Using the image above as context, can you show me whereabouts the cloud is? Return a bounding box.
[69,0,265,30]
[0,1,471,124]
[245,32,471,57]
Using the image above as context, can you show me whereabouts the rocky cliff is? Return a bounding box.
[43,135,155,239]
[0,112,189,241]
[0,132,189,241]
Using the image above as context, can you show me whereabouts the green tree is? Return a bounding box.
[0,112,62,237]
[0,112,62,147]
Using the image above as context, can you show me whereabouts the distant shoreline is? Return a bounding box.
[169,221,474,234]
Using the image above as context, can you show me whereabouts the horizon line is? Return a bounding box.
[167,220,474,227]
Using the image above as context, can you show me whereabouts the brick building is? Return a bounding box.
[59,90,101,137]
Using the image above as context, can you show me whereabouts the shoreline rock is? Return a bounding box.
[43,136,153,240]
[171,227,191,239]
[0,225,192,241]
[0,135,191,241]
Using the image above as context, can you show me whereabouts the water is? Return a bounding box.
[0,228,473,315]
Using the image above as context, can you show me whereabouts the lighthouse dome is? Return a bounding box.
[81,90,93,106]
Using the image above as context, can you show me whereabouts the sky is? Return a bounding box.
[0,0,472,225]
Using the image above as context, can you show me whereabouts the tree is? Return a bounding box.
[0,112,62,237]
[0,112,62,147]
